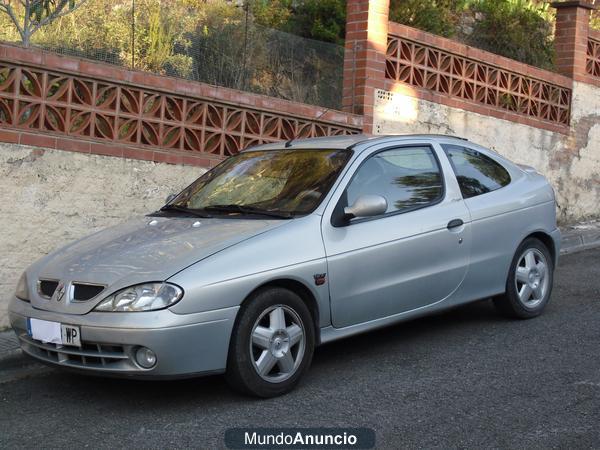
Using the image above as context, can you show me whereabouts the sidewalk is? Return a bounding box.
[560,220,600,255]
[1,220,599,368]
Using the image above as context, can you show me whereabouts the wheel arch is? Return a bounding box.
[523,231,557,267]
[240,278,321,345]
[501,230,558,291]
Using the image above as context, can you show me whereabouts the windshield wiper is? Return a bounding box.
[159,204,212,218]
[203,204,293,219]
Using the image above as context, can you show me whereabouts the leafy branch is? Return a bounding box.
[0,0,88,46]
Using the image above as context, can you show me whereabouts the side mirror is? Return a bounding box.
[165,193,177,204]
[344,195,387,219]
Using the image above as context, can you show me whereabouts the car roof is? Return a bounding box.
[244,134,469,152]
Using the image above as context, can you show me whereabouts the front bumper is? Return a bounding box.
[9,298,238,378]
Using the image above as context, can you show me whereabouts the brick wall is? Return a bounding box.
[342,0,390,132]
[384,22,573,134]
[338,0,600,223]
[343,0,599,135]
[553,0,598,85]
[0,43,363,168]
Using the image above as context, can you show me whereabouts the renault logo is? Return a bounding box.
[53,282,66,302]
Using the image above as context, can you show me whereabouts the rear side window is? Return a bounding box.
[442,144,511,199]
[346,146,444,216]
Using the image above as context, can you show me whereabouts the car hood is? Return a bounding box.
[27,215,288,314]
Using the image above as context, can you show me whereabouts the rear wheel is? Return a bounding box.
[226,287,315,397]
[493,237,554,319]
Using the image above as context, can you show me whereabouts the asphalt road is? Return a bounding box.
[1,248,599,449]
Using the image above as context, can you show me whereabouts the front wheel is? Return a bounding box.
[226,287,315,397]
[493,237,554,319]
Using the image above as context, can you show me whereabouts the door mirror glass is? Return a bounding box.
[344,195,388,219]
[165,193,177,204]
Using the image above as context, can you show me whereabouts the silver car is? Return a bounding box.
[10,134,560,397]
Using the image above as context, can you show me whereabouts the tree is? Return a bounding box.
[0,0,88,46]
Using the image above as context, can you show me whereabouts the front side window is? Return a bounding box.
[442,144,511,199]
[345,146,444,217]
[169,149,352,217]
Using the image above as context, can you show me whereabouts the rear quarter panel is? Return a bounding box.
[447,167,558,306]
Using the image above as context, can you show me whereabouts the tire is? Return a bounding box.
[225,287,315,398]
[493,237,554,319]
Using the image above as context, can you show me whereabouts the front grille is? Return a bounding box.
[38,279,59,298]
[18,333,134,370]
[72,283,105,301]
[36,280,105,301]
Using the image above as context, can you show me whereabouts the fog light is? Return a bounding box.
[135,347,157,369]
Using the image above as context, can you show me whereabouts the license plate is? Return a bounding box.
[27,318,81,347]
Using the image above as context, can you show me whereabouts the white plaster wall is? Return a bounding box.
[373,82,600,223]
[0,145,204,329]
[564,82,600,219]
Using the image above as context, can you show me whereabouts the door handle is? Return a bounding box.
[447,219,464,229]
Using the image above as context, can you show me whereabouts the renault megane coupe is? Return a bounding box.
[10,134,560,397]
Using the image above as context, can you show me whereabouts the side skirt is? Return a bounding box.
[318,295,492,345]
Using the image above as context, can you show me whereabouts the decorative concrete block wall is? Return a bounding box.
[344,0,599,223]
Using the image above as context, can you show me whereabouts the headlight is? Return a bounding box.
[94,283,183,312]
[15,272,30,302]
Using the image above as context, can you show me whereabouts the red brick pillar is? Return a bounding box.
[343,0,390,133]
[551,0,596,81]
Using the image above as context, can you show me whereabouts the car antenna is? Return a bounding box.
[284,108,330,148]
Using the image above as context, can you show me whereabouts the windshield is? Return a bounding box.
[168,149,352,217]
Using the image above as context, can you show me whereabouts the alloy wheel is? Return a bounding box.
[515,248,549,308]
[249,305,306,383]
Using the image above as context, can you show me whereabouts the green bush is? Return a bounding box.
[466,0,555,70]
[285,0,346,45]
[389,0,556,70]
[253,0,346,45]
[389,0,468,38]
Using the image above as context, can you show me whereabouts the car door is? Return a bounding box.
[321,141,471,328]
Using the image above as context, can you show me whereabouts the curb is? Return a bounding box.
[561,240,600,254]
[560,225,600,255]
